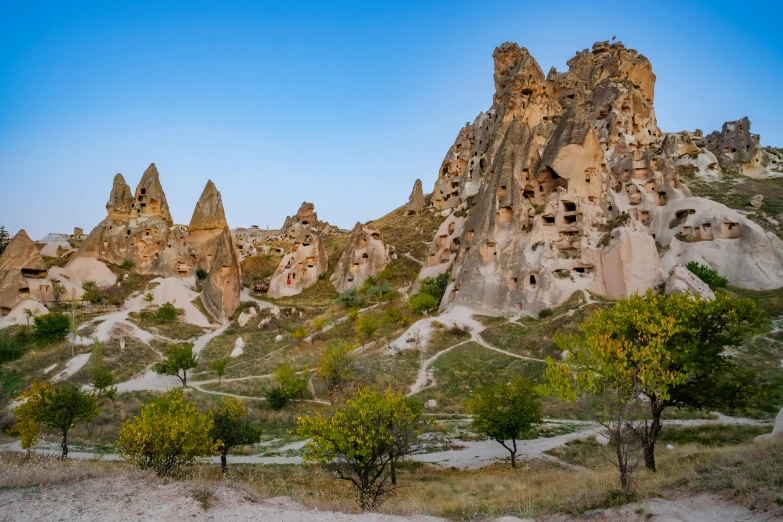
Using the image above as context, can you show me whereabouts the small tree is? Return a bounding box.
[120,259,134,269]
[117,389,218,476]
[274,363,307,402]
[298,388,427,509]
[22,308,36,326]
[419,273,449,302]
[408,293,438,315]
[317,341,356,401]
[686,261,729,290]
[311,317,327,343]
[292,326,308,345]
[355,315,379,345]
[264,387,289,410]
[336,288,366,308]
[14,382,99,458]
[152,343,198,386]
[52,282,66,302]
[0,225,9,255]
[196,268,208,280]
[211,358,228,385]
[466,377,542,468]
[143,292,154,307]
[155,302,178,323]
[33,312,70,345]
[210,397,261,472]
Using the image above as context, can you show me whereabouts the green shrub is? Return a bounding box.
[120,259,134,269]
[409,293,439,315]
[336,288,366,308]
[195,269,208,280]
[33,313,70,344]
[419,273,449,302]
[686,261,729,290]
[265,387,289,410]
[538,308,553,318]
[155,302,178,323]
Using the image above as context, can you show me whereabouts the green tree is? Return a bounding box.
[210,397,261,472]
[686,261,729,290]
[196,268,208,280]
[419,272,449,303]
[152,343,198,386]
[292,326,308,345]
[317,341,356,400]
[155,302,178,323]
[466,377,542,468]
[547,291,762,475]
[211,358,228,385]
[408,293,438,315]
[143,292,154,307]
[120,259,134,269]
[11,380,51,451]
[14,382,99,458]
[117,389,218,476]
[0,225,10,256]
[355,315,380,344]
[81,281,101,303]
[22,308,36,326]
[297,388,427,509]
[311,317,327,343]
[264,387,289,410]
[52,282,67,302]
[336,288,366,308]
[274,363,307,402]
[33,312,70,345]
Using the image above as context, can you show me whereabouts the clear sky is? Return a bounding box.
[1,0,781,240]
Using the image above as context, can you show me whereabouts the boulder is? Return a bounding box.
[754,407,783,443]
[664,264,714,300]
[230,337,245,358]
[0,230,53,314]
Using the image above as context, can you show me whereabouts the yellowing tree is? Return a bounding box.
[210,397,261,472]
[297,387,428,509]
[117,389,218,476]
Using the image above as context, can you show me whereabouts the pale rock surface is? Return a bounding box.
[331,223,391,292]
[201,227,242,323]
[404,178,426,215]
[231,337,245,357]
[418,40,783,316]
[0,299,49,329]
[665,264,715,299]
[267,226,328,298]
[754,407,783,443]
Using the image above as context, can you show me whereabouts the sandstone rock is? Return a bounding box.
[705,117,771,177]
[230,337,245,358]
[275,334,283,342]
[754,407,783,443]
[188,180,230,273]
[106,174,134,216]
[664,264,714,300]
[267,227,328,298]
[424,399,438,409]
[132,163,173,225]
[595,434,610,446]
[750,194,764,209]
[237,311,252,327]
[0,230,52,314]
[420,40,783,316]
[201,227,241,323]
[404,179,425,215]
[330,223,391,293]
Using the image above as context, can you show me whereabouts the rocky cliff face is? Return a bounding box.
[188,180,230,273]
[423,41,783,316]
[201,226,241,322]
[330,223,391,293]
[405,179,425,215]
[0,230,52,314]
[267,226,328,298]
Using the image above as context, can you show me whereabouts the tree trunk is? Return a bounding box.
[643,403,664,472]
[221,452,228,473]
[510,438,517,468]
[61,432,68,460]
[390,459,397,485]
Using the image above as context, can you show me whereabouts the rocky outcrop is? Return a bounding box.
[0,230,52,314]
[704,117,782,178]
[106,174,134,216]
[330,223,391,292]
[267,227,328,298]
[131,163,173,225]
[664,264,714,300]
[201,227,241,322]
[421,41,783,316]
[405,179,425,215]
[188,180,229,273]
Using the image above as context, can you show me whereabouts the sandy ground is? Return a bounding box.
[0,472,774,522]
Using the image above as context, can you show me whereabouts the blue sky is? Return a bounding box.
[1,0,780,239]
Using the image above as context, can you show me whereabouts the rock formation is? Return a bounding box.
[405,179,425,215]
[0,230,53,315]
[201,227,241,322]
[704,117,782,178]
[280,202,337,239]
[188,180,229,273]
[131,163,173,225]
[420,41,783,316]
[267,226,328,298]
[330,223,391,292]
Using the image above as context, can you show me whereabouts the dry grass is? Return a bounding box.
[0,453,137,488]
